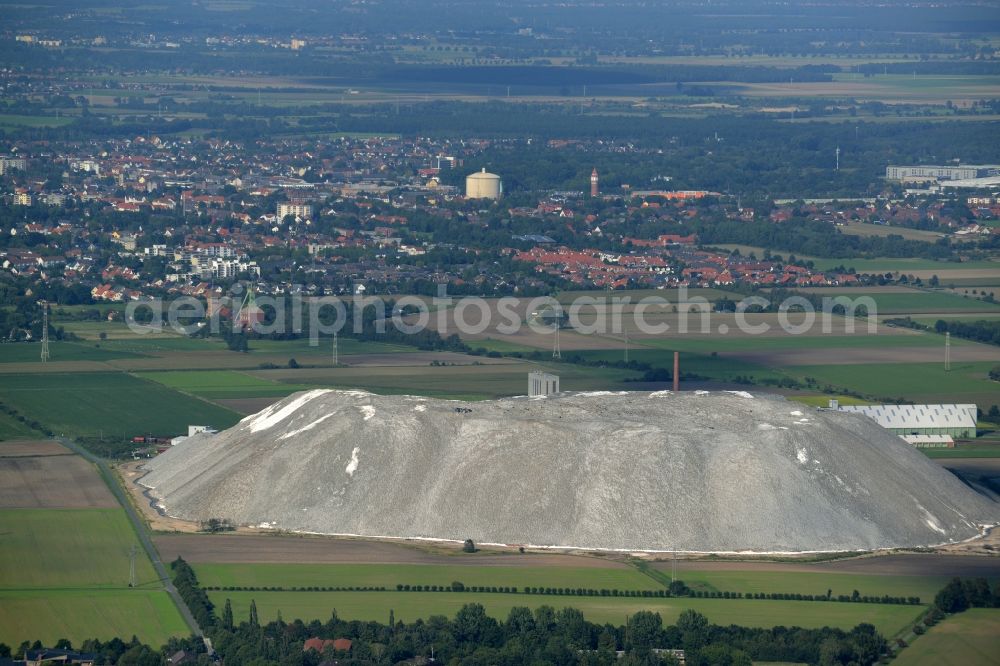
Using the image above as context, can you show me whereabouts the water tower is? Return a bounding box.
[465,168,502,200]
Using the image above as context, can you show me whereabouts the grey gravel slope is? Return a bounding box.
[140,389,999,553]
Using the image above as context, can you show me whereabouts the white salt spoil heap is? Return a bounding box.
[140,389,999,553]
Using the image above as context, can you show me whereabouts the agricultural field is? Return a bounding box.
[924,447,1000,459]
[709,245,1000,277]
[0,444,188,646]
[731,74,1000,104]
[0,341,144,363]
[893,609,1000,666]
[0,372,241,438]
[0,412,41,440]
[162,533,957,639]
[210,590,925,637]
[249,361,638,400]
[0,509,158,589]
[136,370,317,401]
[194,562,658,592]
[0,442,117,509]
[838,223,946,242]
[0,113,74,130]
[247,337,420,357]
[674,570,948,604]
[860,292,1000,315]
[0,589,189,648]
[781,361,1000,407]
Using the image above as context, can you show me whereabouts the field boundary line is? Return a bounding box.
[57,437,203,637]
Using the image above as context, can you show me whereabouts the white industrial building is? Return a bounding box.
[170,425,218,446]
[465,168,502,200]
[836,403,977,444]
[528,371,560,397]
[886,164,1000,182]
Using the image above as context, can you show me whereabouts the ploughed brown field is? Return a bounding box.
[0,440,118,509]
[153,533,628,569]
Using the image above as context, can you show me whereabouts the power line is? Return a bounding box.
[128,544,137,588]
[39,300,49,362]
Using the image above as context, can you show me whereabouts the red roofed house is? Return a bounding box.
[303,638,352,653]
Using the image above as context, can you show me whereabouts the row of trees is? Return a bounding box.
[24,568,1000,664]
[933,577,1000,614]
[934,318,1000,347]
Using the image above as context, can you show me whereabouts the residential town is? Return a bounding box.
[2,134,998,312]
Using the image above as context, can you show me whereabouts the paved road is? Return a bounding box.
[58,438,204,638]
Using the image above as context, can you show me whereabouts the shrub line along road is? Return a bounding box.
[56,437,205,640]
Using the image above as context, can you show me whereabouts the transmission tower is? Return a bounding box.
[128,544,137,588]
[945,332,951,372]
[332,332,338,366]
[39,300,49,362]
[835,146,841,171]
[623,326,629,364]
[552,321,561,359]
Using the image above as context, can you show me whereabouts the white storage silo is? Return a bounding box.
[465,168,502,200]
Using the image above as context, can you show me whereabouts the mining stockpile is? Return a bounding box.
[140,389,999,553]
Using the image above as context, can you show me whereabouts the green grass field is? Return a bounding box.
[0,589,189,647]
[864,292,1000,315]
[0,113,74,130]
[136,370,318,400]
[635,331,948,354]
[469,338,538,353]
[808,258,1000,274]
[710,245,999,275]
[193,563,657,592]
[0,341,144,363]
[211,591,924,636]
[0,412,42,440]
[893,609,1000,666]
[0,372,241,437]
[0,509,158,589]
[923,447,1000,459]
[101,335,229,352]
[247,338,419,356]
[784,362,999,406]
[0,508,189,646]
[256,362,638,400]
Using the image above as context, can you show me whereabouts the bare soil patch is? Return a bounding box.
[0,454,117,508]
[214,397,277,415]
[0,440,71,457]
[120,461,204,533]
[152,533,631,568]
